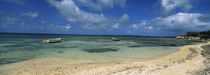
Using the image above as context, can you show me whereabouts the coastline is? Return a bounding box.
[0,42,208,75]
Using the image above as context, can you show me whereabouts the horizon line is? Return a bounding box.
[0,32,176,37]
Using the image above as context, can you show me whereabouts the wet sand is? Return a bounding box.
[0,42,208,75]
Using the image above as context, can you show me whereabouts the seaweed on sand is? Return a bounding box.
[186,48,198,60]
[172,48,198,64]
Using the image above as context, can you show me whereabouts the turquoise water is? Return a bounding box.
[0,33,201,65]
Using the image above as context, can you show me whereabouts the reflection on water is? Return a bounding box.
[0,33,203,65]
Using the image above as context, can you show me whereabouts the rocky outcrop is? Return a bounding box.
[192,44,210,75]
[185,36,201,40]
[176,36,185,39]
[177,30,210,41]
[176,36,204,41]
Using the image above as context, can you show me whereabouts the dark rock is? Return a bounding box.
[169,44,179,46]
[202,45,210,51]
[0,50,8,53]
[160,44,183,46]
[69,46,79,48]
[58,46,79,48]
[3,44,23,48]
[191,45,210,75]
[3,43,43,51]
[128,45,142,48]
[58,51,64,53]
[82,48,118,53]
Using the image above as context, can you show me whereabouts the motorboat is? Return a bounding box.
[112,38,120,41]
[43,38,62,43]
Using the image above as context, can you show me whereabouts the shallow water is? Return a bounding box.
[0,33,202,65]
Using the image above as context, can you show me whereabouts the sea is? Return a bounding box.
[0,33,203,65]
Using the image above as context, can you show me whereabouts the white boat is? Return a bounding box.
[43,38,62,43]
[112,38,120,41]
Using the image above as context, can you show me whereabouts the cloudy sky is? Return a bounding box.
[0,0,210,36]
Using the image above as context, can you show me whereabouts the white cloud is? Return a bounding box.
[64,24,72,30]
[147,26,153,31]
[47,0,106,23]
[120,14,129,22]
[0,11,19,28]
[2,16,17,26]
[130,24,138,29]
[161,0,192,13]
[47,0,129,30]
[155,13,210,31]
[130,20,153,31]
[131,12,210,33]
[74,0,126,10]
[22,11,39,18]
[112,23,119,29]
[0,10,73,32]
[38,21,72,31]
[57,25,71,31]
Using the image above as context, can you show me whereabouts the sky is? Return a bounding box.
[0,0,210,36]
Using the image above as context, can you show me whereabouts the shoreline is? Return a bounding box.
[191,42,210,74]
[0,42,208,75]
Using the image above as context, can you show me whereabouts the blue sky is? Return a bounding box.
[0,0,210,36]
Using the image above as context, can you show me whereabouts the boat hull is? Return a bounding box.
[43,38,61,43]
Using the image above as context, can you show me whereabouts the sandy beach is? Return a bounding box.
[0,42,208,75]
[1,0,210,74]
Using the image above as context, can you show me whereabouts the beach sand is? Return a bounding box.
[0,42,208,75]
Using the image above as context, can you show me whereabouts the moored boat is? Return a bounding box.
[43,38,62,43]
[112,38,120,41]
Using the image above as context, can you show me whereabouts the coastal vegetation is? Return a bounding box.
[176,30,210,41]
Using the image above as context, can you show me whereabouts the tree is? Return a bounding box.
[186,32,200,36]
[200,30,210,39]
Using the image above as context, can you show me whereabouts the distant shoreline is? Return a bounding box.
[0,32,176,37]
